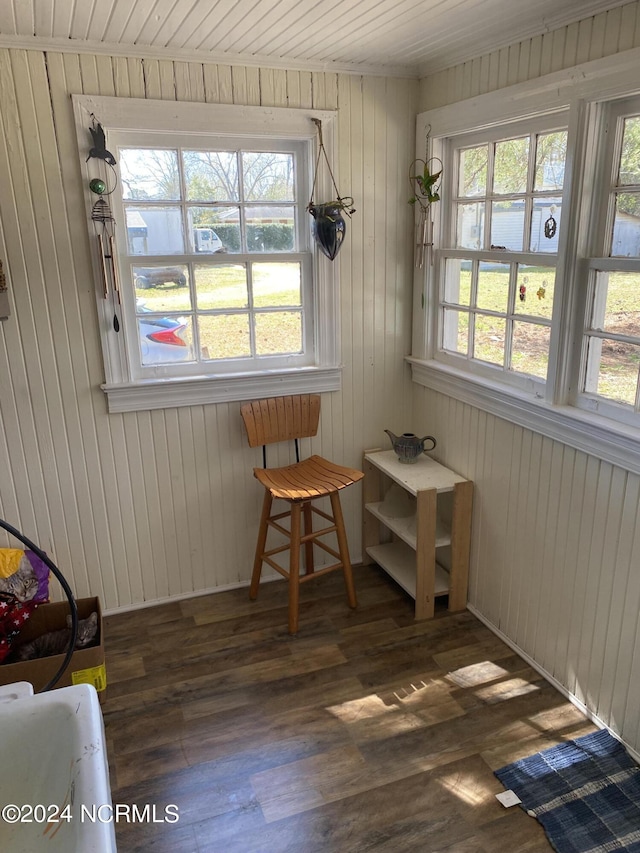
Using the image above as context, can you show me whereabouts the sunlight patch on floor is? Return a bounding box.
[328,677,452,722]
[437,769,494,807]
[391,680,432,703]
[327,694,394,722]
[474,677,540,703]
[326,694,429,738]
[446,660,510,687]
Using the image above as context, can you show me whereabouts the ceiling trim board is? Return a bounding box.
[0,33,419,79]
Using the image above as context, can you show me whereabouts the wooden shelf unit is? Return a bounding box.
[362,449,473,620]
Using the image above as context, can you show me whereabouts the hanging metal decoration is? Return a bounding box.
[409,137,442,269]
[86,119,117,167]
[87,116,121,330]
[544,205,557,239]
[307,118,355,261]
[409,125,442,270]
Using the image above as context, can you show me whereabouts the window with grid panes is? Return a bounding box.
[117,137,312,376]
[580,97,640,422]
[438,118,568,389]
[72,96,342,413]
[410,54,640,473]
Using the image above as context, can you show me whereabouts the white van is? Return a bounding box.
[193,227,223,253]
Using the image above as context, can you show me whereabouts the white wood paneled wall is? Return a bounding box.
[416,1,640,755]
[0,49,417,610]
[413,386,640,754]
[419,0,640,110]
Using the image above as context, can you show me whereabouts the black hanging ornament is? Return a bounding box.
[308,203,348,261]
[86,116,117,166]
[544,212,557,239]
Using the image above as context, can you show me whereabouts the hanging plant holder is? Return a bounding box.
[307,118,355,261]
[308,202,348,261]
[409,153,443,270]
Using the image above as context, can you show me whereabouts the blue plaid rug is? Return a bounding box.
[494,729,640,853]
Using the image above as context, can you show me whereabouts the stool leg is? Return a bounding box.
[250,490,273,600]
[330,491,357,609]
[303,500,314,575]
[288,501,302,634]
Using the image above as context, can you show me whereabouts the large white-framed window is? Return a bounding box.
[438,115,568,394]
[409,47,640,475]
[72,96,341,413]
[578,96,640,427]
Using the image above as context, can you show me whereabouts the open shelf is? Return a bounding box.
[363,448,473,620]
[366,541,451,599]
[363,450,467,496]
[364,501,451,550]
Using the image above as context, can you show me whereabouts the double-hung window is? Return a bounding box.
[438,116,568,393]
[410,48,640,473]
[119,137,311,374]
[580,96,640,425]
[73,96,340,412]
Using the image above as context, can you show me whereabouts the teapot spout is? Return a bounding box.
[384,429,398,445]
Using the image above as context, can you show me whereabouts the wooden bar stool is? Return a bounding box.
[241,394,364,634]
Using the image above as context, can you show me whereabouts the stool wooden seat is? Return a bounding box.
[241,395,364,634]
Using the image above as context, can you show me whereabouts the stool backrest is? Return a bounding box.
[241,395,321,448]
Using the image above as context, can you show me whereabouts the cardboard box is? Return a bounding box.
[0,597,106,702]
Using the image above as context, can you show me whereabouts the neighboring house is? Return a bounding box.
[612,210,640,257]
[461,202,640,254]
[459,199,563,252]
[125,206,294,254]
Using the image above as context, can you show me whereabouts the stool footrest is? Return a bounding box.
[300,523,337,543]
[262,555,290,578]
[299,561,343,582]
[312,539,341,560]
[263,543,291,559]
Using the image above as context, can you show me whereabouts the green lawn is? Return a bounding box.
[450,266,640,402]
[453,266,553,375]
[135,262,302,359]
[136,260,640,404]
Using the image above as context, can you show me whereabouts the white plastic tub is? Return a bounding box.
[0,682,117,852]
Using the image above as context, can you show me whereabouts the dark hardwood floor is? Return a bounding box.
[102,565,595,852]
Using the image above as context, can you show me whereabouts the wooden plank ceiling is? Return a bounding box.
[0,0,631,76]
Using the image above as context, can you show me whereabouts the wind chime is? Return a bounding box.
[86,116,121,331]
[409,125,442,269]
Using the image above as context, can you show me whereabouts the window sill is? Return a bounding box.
[102,366,342,413]
[407,357,640,475]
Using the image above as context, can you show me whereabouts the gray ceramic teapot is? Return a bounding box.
[385,429,437,464]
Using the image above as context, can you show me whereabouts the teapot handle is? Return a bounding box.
[422,435,437,452]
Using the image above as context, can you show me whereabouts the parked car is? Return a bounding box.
[134,266,187,289]
[137,305,192,364]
